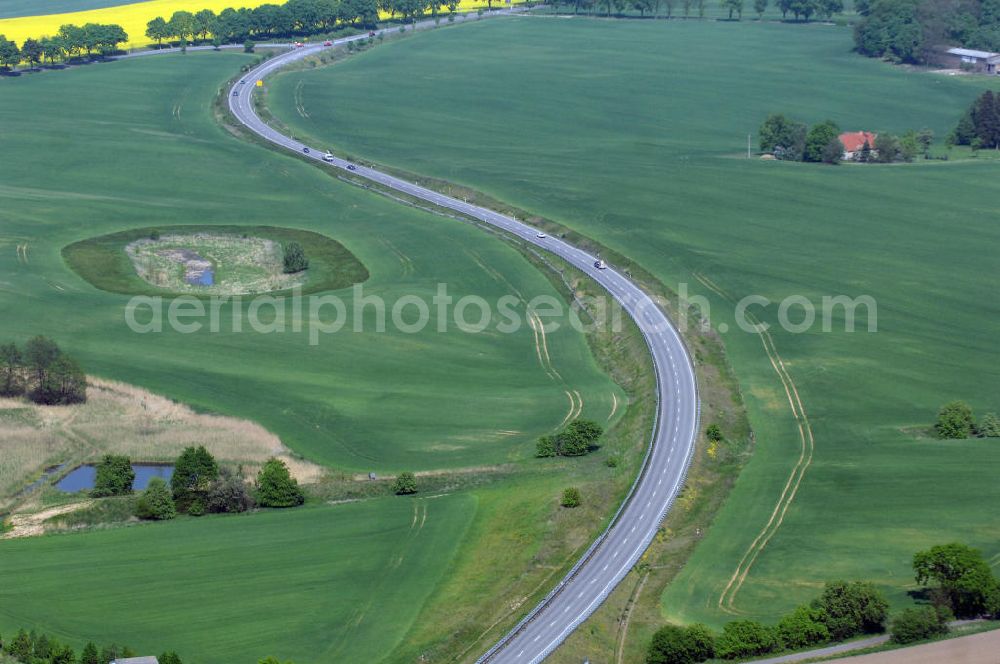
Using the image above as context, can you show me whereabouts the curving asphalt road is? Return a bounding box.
[227,19,699,663]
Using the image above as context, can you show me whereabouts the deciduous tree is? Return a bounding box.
[171,445,219,509]
[979,412,1000,437]
[714,620,780,658]
[146,17,169,46]
[256,458,305,506]
[136,476,177,519]
[0,35,20,69]
[804,119,839,162]
[206,467,256,513]
[560,487,582,507]
[935,401,976,439]
[812,580,889,639]
[890,606,948,643]
[391,471,417,495]
[646,623,715,664]
[776,605,830,648]
[914,542,998,617]
[0,342,24,397]
[282,241,309,273]
[92,454,135,497]
[20,38,43,68]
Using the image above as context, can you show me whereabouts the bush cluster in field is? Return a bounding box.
[0,336,85,406]
[91,445,304,522]
[934,400,1000,439]
[535,419,604,458]
[647,541,1000,662]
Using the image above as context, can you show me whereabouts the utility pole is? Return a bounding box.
[747,133,752,159]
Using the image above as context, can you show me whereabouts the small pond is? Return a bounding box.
[188,267,214,286]
[55,463,175,493]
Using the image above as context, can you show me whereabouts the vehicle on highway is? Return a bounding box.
[324,41,333,46]
[294,42,304,48]
[594,259,607,269]
[323,153,335,162]
[232,90,239,96]
[369,31,376,37]
[346,164,357,171]
[536,232,547,239]
[303,147,310,154]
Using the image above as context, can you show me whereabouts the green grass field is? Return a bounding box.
[267,15,1000,631]
[0,50,629,661]
[0,52,620,473]
[0,0,148,19]
[0,496,476,663]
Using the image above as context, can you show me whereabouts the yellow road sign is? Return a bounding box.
[256,80,263,87]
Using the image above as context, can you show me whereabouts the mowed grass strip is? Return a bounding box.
[267,16,1000,628]
[0,496,476,663]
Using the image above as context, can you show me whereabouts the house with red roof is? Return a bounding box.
[839,131,878,161]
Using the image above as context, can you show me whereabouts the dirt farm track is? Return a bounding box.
[828,629,1000,664]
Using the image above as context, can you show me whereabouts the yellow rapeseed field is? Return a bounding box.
[0,0,505,49]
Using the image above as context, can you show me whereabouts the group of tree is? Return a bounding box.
[282,241,310,273]
[934,400,1000,439]
[759,114,844,163]
[548,0,709,18]
[648,541,1000,662]
[0,336,86,405]
[145,0,467,47]
[0,628,181,664]
[950,90,1000,151]
[855,129,933,163]
[760,114,933,164]
[912,542,1000,623]
[0,24,128,71]
[130,446,303,520]
[545,0,841,18]
[774,0,843,21]
[647,580,890,662]
[536,419,604,458]
[854,0,1000,64]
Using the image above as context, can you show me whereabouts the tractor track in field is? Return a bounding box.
[693,271,815,614]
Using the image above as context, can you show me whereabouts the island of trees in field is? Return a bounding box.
[89,446,305,520]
